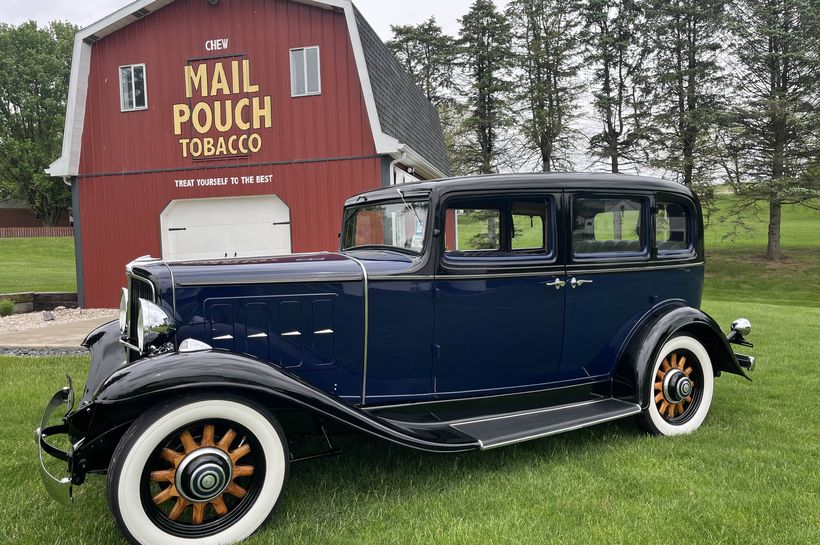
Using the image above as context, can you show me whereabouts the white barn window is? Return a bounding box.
[290,47,321,97]
[119,64,147,111]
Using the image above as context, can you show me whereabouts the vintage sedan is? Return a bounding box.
[37,173,755,545]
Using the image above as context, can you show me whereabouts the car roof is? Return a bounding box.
[345,172,697,205]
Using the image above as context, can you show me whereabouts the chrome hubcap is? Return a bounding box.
[663,369,692,404]
[175,447,233,503]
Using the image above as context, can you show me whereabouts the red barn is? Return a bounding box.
[48,0,450,308]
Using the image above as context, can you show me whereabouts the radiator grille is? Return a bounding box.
[127,275,156,345]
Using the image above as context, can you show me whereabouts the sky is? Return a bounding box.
[1,0,510,41]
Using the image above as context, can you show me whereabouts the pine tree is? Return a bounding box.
[507,0,584,172]
[457,0,514,174]
[727,0,820,260]
[644,0,728,203]
[387,18,456,108]
[580,0,649,173]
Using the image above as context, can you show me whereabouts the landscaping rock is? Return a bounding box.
[42,310,55,321]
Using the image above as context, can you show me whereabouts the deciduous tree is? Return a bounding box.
[0,21,77,226]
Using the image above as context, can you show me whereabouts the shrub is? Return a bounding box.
[0,299,13,317]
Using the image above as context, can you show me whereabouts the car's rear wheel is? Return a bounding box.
[107,395,288,545]
[641,335,714,436]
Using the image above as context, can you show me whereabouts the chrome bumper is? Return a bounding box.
[35,380,75,506]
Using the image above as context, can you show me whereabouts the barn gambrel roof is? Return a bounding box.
[47,0,451,180]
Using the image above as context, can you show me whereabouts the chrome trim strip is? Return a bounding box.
[247,333,268,339]
[118,338,141,351]
[479,404,642,450]
[343,254,370,406]
[369,275,436,282]
[281,331,301,337]
[163,260,177,319]
[314,329,334,335]
[566,262,704,275]
[176,275,362,287]
[213,335,234,341]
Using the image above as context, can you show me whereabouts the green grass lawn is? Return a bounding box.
[0,237,76,294]
[1,299,818,544]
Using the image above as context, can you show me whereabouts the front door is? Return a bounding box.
[434,194,566,396]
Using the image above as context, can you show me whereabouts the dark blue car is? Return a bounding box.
[37,173,755,545]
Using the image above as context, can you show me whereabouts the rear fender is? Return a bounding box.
[613,303,749,408]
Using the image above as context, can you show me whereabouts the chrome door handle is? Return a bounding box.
[570,277,593,289]
[545,278,566,290]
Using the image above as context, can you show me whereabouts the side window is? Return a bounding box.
[290,46,321,97]
[656,200,692,255]
[446,208,502,252]
[511,202,545,251]
[119,64,147,111]
[572,197,645,257]
[444,198,552,259]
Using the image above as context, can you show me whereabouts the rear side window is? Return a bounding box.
[572,197,645,257]
[656,200,692,255]
[449,208,502,251]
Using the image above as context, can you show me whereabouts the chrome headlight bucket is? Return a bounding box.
[118,288,128,334]
[136,298,175,352]
[731,318,752,337]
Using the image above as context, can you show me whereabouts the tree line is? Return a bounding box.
[388,0,820,260]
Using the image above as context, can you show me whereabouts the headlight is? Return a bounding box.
[136,298,175,352]
[118,288,128,334]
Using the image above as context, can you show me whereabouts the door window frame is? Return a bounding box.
[652,194,697,260]
[438,192,560,271]
[567,192,652,265]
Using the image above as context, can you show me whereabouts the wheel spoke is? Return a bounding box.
[659,401,669,416]
[654,392,665,403]
[192,503,206,525]
[683,367,694,376]
[685,395,692,403]
[153,485,177,506]
[202,424,215,447]
[180,430,198,454]
[656,369,667,380]
[230,443,251,463]
[217,429,237,451]
[211,496,229,516]
[678,356,686,369]
[661,359,671,372]
[160,448,184,467]
[150,469,175,483]
[168,498,190,521]
[226,482,247,499]
[234,464,255,477]
[654,381,663,391]
[671,353,677,368]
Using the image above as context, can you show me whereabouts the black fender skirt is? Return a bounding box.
[613,302,750,409]
[91,350,480,454]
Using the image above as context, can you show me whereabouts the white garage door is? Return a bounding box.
[160,195,291,261]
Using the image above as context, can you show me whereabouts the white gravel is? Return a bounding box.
[0,308,117,335]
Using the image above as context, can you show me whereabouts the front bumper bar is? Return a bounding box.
[35,380,75,506]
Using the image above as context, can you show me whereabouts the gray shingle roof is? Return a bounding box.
[354,7,452,177]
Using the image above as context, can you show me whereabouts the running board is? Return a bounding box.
[451,399,641,450]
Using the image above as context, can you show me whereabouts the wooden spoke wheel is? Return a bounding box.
[107,396,288,545]
[641,335,714,436]
[144,421,261,530]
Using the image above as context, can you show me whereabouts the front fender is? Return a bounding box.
[614,302,750,409]
[90,350,478,453]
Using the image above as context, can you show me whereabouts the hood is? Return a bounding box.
[133,251,418,288]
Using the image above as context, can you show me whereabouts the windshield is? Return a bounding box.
[341,200,430,255]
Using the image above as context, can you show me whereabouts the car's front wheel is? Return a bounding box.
[107,395,289,545]
[641,335,714,436]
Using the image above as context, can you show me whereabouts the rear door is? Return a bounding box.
[561,192,654,380]
[433,192,566,396]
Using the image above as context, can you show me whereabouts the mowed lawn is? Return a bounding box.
[1,299,818,544]
[0,237,76,294]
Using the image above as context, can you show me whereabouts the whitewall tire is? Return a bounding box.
[107,395,289,545]
[641,335,714,436]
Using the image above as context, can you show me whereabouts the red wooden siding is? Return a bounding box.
[79,0,376,175]
[76,0,388,307]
